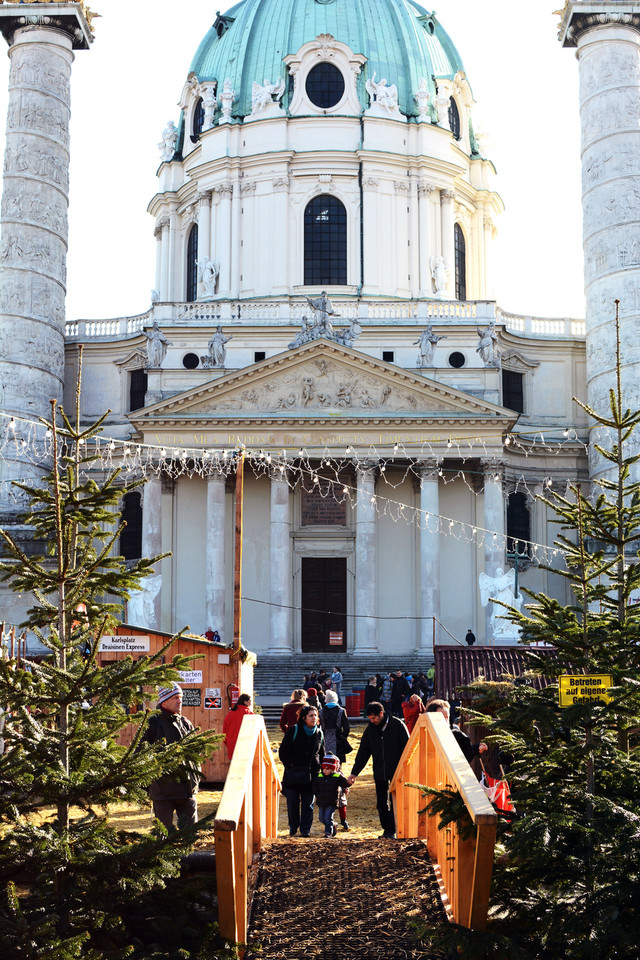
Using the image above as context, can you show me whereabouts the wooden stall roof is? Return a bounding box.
[118,624,222,650]
[435,645,558,701]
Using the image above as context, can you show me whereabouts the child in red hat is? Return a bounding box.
[313,753,350,837]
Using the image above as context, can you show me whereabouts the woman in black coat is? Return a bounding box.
[279,704,324,837]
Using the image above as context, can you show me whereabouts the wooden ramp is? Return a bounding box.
[246,837,448,959]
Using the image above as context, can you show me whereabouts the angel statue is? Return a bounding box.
[198,257,219,296]
[478,567,523,641]
[365,72,399,111]
[476,322,501,367]
[252,77,285,113]
[430,255,448,296]
[158,120,177,161]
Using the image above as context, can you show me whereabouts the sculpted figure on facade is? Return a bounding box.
[198,257,219,297]
[479,567,523,641]
[288,314,314,349]
[414,325,446,367]
[158,120,177,161]
[366,72,399,110]
[430,255,448,296]
[339,317,362,348]
[414,77,432,122]
[251,77,285,113]
[220,79,235,122]
[476,322,501,367]
[306,291,338,337]
[145,321,169,367]
[127,574,162,629]
[202,325,232,368]
[202,84,217,129]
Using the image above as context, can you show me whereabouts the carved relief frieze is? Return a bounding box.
[2,180,66,234]
[4,138,69,189]
[7,92,70,146]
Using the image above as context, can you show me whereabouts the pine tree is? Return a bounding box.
[421,307,640,960]
[0,369,220,958]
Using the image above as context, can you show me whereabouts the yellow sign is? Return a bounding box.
[559,675,613,707]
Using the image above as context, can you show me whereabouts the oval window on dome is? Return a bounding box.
[191,97,205,143]
[305,63,345,109]
[448,98,461,141]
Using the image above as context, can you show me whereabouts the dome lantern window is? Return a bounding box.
[448,97,461,141]
[191,97,204,143]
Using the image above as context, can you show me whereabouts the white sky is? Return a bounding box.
[0,0,585,322]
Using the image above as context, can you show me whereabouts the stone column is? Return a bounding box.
[142,476,163,630]
[197,190,212,294]
[216,181,233,296]
[418,460,440,653]
[361,176,380,295]
[269,470,293,652]
[271,175,289,295]
[206,472,227,638]
[154,218,164,298]
[158,216,170,301]
[440,189,455,298]
[482,460,506,643]
[0,7,91,496]
[355,464,378,652]
[418,181,434,295]
[560,5,640,481]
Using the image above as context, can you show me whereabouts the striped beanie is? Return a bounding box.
[157,683,182,706]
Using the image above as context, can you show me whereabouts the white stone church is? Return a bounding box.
[1,1,637,659]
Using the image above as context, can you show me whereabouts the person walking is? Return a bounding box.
[402,693,426,734]
[347,701,409,839]
[330,666,343,703]
[279,689,307,733]
[222,693,253,760]
[313,753,350,838]
[465,628,476,646]
[279,704,324,837]
[320,690,350,762]
[143,683,200,830]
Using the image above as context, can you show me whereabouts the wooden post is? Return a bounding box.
[233,449,245,658]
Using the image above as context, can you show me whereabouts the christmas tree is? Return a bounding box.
[0,369,220,958]
[421,307,640,959]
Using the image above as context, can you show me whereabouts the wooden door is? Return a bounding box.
[301,557,347,652]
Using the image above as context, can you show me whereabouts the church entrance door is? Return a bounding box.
[301,557,347,653]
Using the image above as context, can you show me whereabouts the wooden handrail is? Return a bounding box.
[390,713,497,930]
[214,715,281,944]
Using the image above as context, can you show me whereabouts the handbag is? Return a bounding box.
[284,765,313,788]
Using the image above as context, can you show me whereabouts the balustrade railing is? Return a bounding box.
[390,712,497,930]
[214,715,281,944]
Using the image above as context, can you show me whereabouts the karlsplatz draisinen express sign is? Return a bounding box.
[559,675,613,707]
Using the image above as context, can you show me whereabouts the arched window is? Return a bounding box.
[191,97,205,142]
[120,492,142,561]
[304,194,347,286]
[454,223,466,300]
[507,492,531,558]
[448,97,461,140]
[186,223,198,301]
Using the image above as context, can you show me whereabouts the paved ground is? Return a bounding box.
[246,837,449,959]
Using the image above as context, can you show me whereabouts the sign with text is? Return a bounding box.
[178,671,203,685]
[98,635,150,653]
[182,688,202,708]
[559,674,613,707]
[329,631,344,646]
[204,687,222,710]
[301,483,347,526]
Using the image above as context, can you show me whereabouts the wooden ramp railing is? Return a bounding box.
[390,713,497,930]
[214,715,281,943]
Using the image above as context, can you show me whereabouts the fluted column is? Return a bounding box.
[270,470,293,652]
[361,176,380,295]
[355,464,377,652]
[206,473,227,638]
[482,460,506,643]
[216,182,233,296]
[418,181,434,295]
[142,476,163,630]
[271,175,289,295]
[158,216,170,301]
[440,189,455,298]
[197,190,212,288]
[418,460,440,653]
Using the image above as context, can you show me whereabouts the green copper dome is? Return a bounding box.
[189,0,466,120]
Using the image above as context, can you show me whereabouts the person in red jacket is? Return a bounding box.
[279,689,307,733]
[402,693,426,734]
[223,693,253,760]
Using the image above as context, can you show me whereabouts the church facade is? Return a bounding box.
[7,0,634,658]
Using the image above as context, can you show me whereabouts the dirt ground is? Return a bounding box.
[105,721,388,839]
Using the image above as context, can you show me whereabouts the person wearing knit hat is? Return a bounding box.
[320,689,351,830]
[313,753,350,838]
[142,682,200,830]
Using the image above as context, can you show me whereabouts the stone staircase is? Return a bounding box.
[253,652,435,722]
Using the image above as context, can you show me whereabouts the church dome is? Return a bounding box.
[189,0,466,120]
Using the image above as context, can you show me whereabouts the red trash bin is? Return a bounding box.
[345,694,360,717]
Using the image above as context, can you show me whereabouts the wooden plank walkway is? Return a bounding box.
[246,838,449,959]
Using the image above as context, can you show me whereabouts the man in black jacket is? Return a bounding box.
[143,683,200,830]
[347,701,409,838]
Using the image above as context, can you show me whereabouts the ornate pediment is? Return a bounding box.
[131,341,511,425]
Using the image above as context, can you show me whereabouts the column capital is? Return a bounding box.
[356,461,378,481]
[481,458,506,482]
[559,3,640,47]
[197,189,212,208]
[416,458,442,481]
[154,215,170,238]
[441,188,455,203]
[418,180,435,196]
[0,2,94,50]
